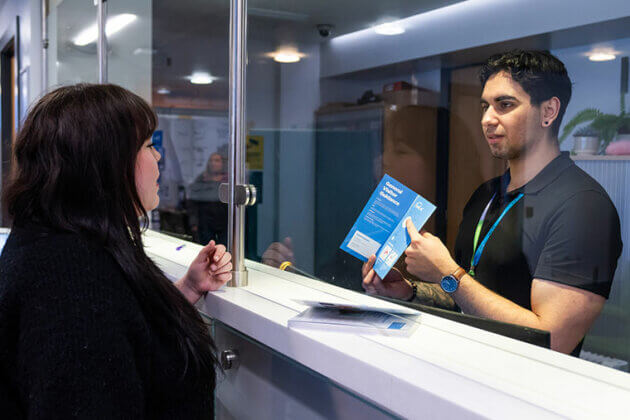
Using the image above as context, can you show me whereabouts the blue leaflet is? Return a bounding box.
[340,174,436,279]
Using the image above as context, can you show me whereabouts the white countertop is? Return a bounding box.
[144,230,630,419]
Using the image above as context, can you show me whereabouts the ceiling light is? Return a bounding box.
[373,22,405,36]
[588,53,616,62]
[188,72,214,85]
[273,52,301,63]
[267,48,305,63]
[73,14,137,46]
[157,87,171,95]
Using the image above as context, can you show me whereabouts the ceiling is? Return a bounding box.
[150,0,466,108]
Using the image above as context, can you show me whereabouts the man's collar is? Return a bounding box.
[500,151,574,196]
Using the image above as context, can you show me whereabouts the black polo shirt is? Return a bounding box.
[454,152,622,313]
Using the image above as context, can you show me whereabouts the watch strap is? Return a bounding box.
[452,266,466,281]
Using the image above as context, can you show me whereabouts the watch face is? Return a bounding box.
[441,275,459,293]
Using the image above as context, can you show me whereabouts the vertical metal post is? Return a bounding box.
[41,0,48,91]
[227,0,248,287]
[96,0,107,83]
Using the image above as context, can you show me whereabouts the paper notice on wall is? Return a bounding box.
[157,113,229,188]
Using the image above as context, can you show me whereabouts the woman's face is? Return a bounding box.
[135,138,162,212]
[208,153,224,173]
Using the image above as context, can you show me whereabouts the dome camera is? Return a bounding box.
[317,24,334,38]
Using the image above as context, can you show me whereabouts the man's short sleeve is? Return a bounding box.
[534,190,622,298]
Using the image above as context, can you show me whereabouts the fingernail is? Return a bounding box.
[211,265,217,270]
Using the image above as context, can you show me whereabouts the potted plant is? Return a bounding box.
[560,107,630,155]
[569,124,600,155]
[560,66,630,154]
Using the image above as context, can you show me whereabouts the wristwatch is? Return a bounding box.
[440,267,466,294]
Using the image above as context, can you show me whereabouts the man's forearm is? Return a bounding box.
[412,281,456,310]
[453,274,542,328]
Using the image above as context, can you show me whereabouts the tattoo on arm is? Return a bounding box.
[393,258,456,310]
[412,282,456,310]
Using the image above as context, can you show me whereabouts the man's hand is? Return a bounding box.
[404,218,459,283]
[176,240,232,304]
[361,255,414,300]
[261,237,294,268]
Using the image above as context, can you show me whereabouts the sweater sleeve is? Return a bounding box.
[16,242,149,419]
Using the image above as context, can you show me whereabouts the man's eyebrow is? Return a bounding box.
[495,95,518,101]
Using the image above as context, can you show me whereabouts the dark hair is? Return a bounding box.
[479,50,572,136]
[3,83,217,382]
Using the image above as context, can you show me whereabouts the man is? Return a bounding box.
[362,50,622,355]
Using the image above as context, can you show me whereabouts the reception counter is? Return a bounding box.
[144,230,630,419]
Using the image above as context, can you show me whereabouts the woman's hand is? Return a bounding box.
[176,240,232,304]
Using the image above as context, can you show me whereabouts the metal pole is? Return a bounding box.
[227,0,248,287]
[97,0,107,83]
[41,0,48,91]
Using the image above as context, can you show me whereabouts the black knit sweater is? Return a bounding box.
[0,224,214,419]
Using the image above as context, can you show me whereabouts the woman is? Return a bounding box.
[0,84,232,418]
[187,152,229,245]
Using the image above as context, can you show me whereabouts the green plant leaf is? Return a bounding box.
[591,113,629,148]
[559,108,601,144]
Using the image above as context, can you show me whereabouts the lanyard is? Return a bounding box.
[469,192,524,277]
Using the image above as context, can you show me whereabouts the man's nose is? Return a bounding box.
[481,107,498,127]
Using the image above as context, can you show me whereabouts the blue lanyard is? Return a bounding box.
[469,192,524,277]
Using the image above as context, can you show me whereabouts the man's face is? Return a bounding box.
[480,71,542,160]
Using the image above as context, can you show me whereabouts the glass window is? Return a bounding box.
[148,0,230,244]
[44,0,630,374]
[49,0,231,244]
[47,0,99,86]
[244,0,630,371]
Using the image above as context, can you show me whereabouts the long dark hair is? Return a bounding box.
[3,83,217,381]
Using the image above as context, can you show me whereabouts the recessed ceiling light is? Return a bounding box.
[267,48,304,63]
[73,14,137,46]
[274,52,301,63]
[588,53,616,62]
[188,72,214,85]
[373,22,405,36]
[157,87,171,95]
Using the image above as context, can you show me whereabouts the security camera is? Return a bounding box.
[316,24,334,38]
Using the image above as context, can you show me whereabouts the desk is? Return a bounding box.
[144,230,630,419]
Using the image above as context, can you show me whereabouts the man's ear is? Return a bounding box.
[540,96,561,128]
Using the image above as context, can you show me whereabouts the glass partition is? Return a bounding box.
[44,0,630,375]
[47,0,99,86]
[46,0,230,244]
[243,0,630,371]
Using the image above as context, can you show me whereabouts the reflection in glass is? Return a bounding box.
[243,0,630,370]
